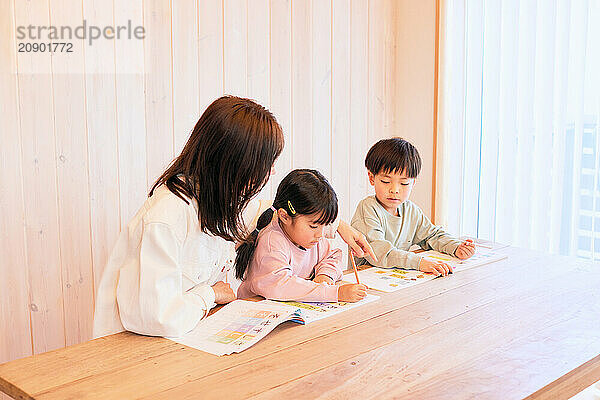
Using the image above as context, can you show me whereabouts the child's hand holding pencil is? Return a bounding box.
[455,239,476,260]
[337,245,368,302]
[337,283,367,302]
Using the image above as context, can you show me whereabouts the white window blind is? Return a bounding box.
[436,0,600,258]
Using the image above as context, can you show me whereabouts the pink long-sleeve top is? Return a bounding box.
[237,217,343,302]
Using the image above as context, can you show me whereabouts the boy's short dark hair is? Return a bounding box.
[365,137,422,178]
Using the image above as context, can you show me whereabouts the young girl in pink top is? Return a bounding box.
[236,169,367,302]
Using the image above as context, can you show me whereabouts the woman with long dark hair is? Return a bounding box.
[93,96,375,338]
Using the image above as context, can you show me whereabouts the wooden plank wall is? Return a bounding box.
[0,0,437,367]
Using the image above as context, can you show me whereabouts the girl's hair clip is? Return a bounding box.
[287,200,296,215]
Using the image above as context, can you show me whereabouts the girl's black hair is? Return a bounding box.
[150,96,284,242]
[234,169,338,280]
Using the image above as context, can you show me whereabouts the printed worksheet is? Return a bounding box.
[263,293,380,324]
[421,248,507,272]
[171,300,295,356]
[343,268,437,292]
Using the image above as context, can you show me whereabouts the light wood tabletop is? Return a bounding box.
[1,247,599,400]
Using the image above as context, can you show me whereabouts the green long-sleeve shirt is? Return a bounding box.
[351,196,462,270]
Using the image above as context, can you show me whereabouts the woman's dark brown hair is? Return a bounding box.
[150,96,284,242]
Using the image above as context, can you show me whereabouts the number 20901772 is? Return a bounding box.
[18,42,73,53]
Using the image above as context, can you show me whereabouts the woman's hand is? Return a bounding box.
[211,281,236,304]
[337,220,378,261]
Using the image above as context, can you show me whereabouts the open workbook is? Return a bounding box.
[262,293,379,324]
[346,247,508,293]
[420,247,507,272]
[171,294,379,356]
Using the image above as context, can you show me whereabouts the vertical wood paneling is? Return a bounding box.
[0,0,412,365]
[144,0,175,188]
[247,0,270,106]
[83,0,121,297]
[49,0,94,347]
[198,0,224,113]
[292,0,312,169]
[172,0,200,154]
[14,0,65,354]
[270,0,293,189]
[247,0,272,198]
[312,0,332,177]
[368,0,385,146]
[391,0,437,217]
[114,0,148,228]
[224,0,248,96]
[0,0,32,364]
[383,0,396,135]
[332,0,351,220]
[349,0,370,215]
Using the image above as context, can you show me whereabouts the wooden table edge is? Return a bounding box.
[0,374,34,400]
[525,353,600,399]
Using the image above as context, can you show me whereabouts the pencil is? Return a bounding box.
[349,246,361,284]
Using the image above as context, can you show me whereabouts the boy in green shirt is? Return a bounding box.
[351,138,475,276]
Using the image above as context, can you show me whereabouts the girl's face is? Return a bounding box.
[277,210,325,249]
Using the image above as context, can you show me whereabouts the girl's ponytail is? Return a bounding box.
[235,169,338,280]
[235,208,275,280]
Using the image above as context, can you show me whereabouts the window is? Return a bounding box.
[437,0,600,259]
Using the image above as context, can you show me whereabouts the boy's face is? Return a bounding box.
[368,169,416,215]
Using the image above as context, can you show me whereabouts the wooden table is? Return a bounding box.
[1,247,599,399]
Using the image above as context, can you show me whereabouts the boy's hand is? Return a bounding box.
[337,284,367,302]
[418,258,452,276]
[313,275,335,285]
[211,281,236,304]
[455,239,476,260]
